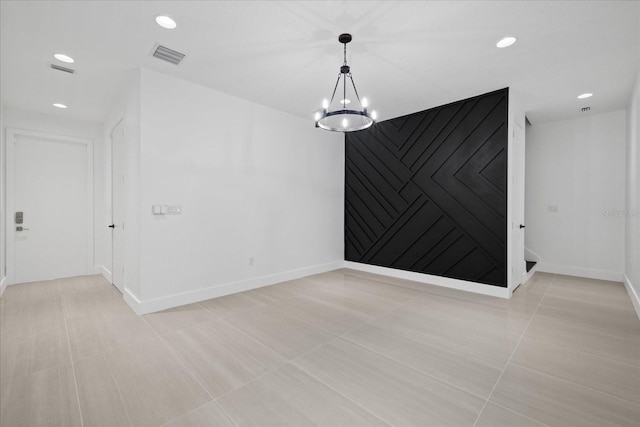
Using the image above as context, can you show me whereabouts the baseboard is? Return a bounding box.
[0,276,6,298]
[95,265,112,283]
[624,274,640,321]
[123,261,345,315]
[343,261,511,299]
[536,262,623,282]
[523,263,538,284]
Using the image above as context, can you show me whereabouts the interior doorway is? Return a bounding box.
[6,128,93,284]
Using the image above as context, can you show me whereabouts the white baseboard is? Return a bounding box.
[624,274,640,321]
[523,263,538,284]
[524,247,541,263]
[123,261,345,315]
[0,276,6,298]
[536,262,623,282]
[343,261,511,299]
[96,265,112,283]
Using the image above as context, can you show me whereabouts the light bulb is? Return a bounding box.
[53,103,68,109]
[322,99,329,109]
[54,54,74,63]
[577,93,593,99]
[496,36,516,48]
[371,110,377,120]
[314,112,321,121]
[342,118,348,128]
[155,15,177,29]
[361,98,368,108]
[340,99,351,105]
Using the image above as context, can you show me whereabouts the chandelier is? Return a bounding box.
[315,33,376,132]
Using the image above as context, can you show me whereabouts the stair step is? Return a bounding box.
[526,261,537,273]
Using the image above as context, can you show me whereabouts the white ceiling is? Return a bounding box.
[1,1,639,125]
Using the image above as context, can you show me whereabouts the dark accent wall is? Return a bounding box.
[345,88,508,287]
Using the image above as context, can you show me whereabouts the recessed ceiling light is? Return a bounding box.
[54,53,74,63]
[577,93,593,99]
[53,103,67,109]
[496,37,517,48]
[155,15,177,29]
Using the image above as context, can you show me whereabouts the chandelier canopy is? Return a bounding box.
[315,33,376,132]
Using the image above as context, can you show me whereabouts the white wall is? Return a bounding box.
[625,72,640,316]
[525,110,626,281]
[106,68,344,313]
[1,108,105,283]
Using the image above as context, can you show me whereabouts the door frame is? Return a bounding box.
[5,128,93,285]
[109,118,124,293]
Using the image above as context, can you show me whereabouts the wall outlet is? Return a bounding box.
[548,204,558,213]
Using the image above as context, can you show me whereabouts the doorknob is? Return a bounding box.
[519,224,525,229]
[108,224,117,228]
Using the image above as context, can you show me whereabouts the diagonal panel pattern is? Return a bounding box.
[345,89,508,287]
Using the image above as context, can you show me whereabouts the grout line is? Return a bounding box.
[509,361,640,407]
[59,285,85,427]
[487,401,553,427]
[213,400,241,427]
[141,316,217,401]
[288,363,394,427]
[471,275,556,427]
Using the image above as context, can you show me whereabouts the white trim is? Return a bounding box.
[0,276,6,297]
[524,247,541,263]
[624,274,640,321]
[96,265,112,283]
[536,262,623,282]
[122,261,344,315]
[343,261,511,298]
[5,128,94,285]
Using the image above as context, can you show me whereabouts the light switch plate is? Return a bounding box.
[167,205,182,215]
[548,204,558,213]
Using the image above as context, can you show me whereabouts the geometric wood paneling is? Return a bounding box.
[345,88,508,287]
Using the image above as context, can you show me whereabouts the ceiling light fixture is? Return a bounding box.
[155,15,177,29]
[53,53,74,63]
[316,33,375,132]
[53,103,67,109]
[496,36,517,48]
[577,93,593,99]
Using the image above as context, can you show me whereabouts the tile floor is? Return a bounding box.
[1,269,639,426]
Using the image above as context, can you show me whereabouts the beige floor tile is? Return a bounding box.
[511,336,640,403]
[143,303,218,335]
[222,304,336,360]
[379,308,521,361]
[0,287,65,332]
[74,355,130,427]
[305,273,423,304]
[104,337,211,426]
[60,276,133,320]
[272,293,373,334]
[526,316,640,366]
[199,290,273,318]
[67,312,157,360]
[164,401,235,427]
[339,268,434,292]
[0,364,82,427]
[218,364,389,426]
[294,338,485,426]
[547,277,632,309]
[408,293,533,335]
[344,321,505,398]
[161,318,285,397]
[491,364,640,427]
[0,325,71,380]
[475,403,549,427]
[538,295,640,335]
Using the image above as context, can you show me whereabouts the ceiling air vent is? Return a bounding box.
[581,106,591,112]
[49,63,75,74]
[151,44,185,65]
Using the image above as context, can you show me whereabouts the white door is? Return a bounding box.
[111,121,125,293]
[8,130,92,284]
[511,121,526,289]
